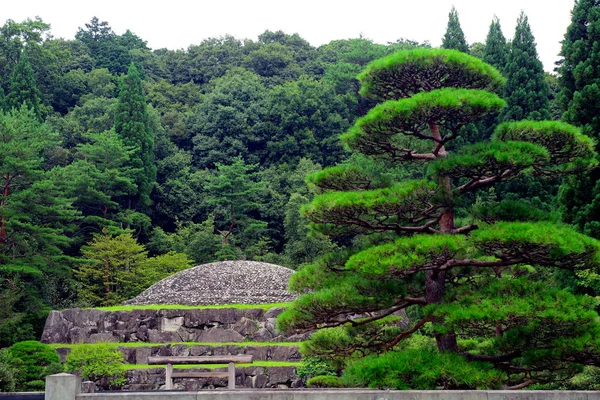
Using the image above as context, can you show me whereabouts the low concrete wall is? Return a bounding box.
[47,373,600,400]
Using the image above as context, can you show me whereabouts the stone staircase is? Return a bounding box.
[42,305,306,390]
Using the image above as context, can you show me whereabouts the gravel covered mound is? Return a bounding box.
[124,260,297,305]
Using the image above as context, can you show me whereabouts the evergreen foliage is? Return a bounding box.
[8,341,62,391]
[500,12,550,122]
[114,63,156,211]
[557,0,600,239]
[441,7,469,53]
[6,51,42,120]
[482,17,508,71]
[278,48,600,388]
[65,342,125,390]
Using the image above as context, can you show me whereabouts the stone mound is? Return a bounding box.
[124,260,296,305]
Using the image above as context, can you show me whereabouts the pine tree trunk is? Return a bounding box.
[428,124,459,353]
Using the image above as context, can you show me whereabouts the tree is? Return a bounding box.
[6,50,42,120]
[278,48,600,388]
[77,232,147,306]
[0,107,79,342]
[205,157,268,254]
[482,16,508,71]
[114,63,156,211]
[441,7,469,53]
[557,0,600,237]
[500,12,550,122]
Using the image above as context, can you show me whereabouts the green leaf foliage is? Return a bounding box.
[482,16,508,71]
[500,12,550,122]
[303,180,438,236]
[494,120,597,175]
[358,48,505,101]
[0,349,17,392]
[307,375,346,388]
[65,342,125,390]
[114,62,156,211]
[471,221,600,269]
[342,349,503,390]
[8,341,62,391]
[441,7,469,53]
[342,89,505,159]
[430,141,549,181]
[346,234,468,276]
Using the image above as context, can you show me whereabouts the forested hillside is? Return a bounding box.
[0,4,594,364]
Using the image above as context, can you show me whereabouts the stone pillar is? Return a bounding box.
[228,362,235,389]
[45,373,80,400]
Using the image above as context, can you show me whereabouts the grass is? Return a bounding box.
[124,361,301,370]
[52,341,301,349]
[89,302,291,312]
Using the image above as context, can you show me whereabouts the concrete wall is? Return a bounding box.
[47,374,600,400]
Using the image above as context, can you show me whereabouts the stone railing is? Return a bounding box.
[46,373,600,400]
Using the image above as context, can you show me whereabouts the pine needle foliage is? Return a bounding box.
[278,48,600,389]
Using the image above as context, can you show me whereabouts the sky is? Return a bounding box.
[2,0,575,72]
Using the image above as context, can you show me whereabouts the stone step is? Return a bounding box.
[55,343,302,364]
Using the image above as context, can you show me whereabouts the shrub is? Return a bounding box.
[0,349,17,392]
[296,356,337,379]
[307,375,346,388]
[65,342,125,390]
[342,349,503,390]
[8,341,62,391]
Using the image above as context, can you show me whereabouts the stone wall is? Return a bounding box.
[42,307,307,344]
[55,343,301,364]
[124,366,300,390]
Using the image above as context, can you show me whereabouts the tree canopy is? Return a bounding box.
[278,48,600,389]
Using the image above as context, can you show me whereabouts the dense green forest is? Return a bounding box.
[3,2,600,389]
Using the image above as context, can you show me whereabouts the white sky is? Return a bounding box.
[3,0,575,72]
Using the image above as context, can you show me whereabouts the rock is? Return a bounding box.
[135,347,152,364]
[233,317,259,336]
[190,345,213,356]
[119,347,136,364]
[267,366,297,386]
[195,328,245,342]
[89,332,117,343]
[171,344,190,357]
[253,374,268,388]
[41,311,69,343]
[264,307,286,319]
[251,328,274,342]
[244,346,268,361]
[272,346,301,361]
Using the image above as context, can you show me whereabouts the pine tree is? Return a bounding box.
[278,48,600,388]
[557,0,600,237]
[0,107,79,342]
[114,63,156,211]
[482,16,508,71]
[441,7,469,53]
[500,12,550,122]
[6,51,42,121]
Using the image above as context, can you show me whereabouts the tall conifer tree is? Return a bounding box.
[114,63,156,211]
[500,12,550,122]
[6,51,42,121]
[441,7,469,53]
[482,16,508,71]
[557,0,600,237]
